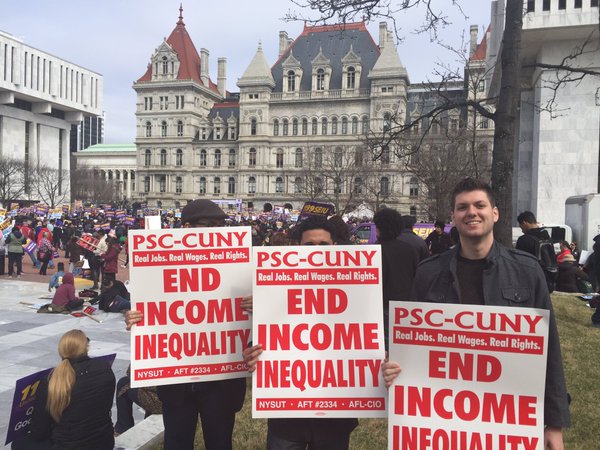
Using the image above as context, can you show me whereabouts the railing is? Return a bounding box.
[269,88,370,101]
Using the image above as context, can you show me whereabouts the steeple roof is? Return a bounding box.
[136,5,219,92]
[238,42,275,88]
[369,35,409,82]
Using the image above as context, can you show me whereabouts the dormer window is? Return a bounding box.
[287,71,296,92]
[151,42,180,80]
[316,69,325,91]
[347,67,356,89]
[162,57,169,75]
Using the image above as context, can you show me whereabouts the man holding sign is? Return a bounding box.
[385,178,570,449]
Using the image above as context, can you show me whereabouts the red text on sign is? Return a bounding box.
[429,351,501,382]
[134,297,248,326]
[163,267,220,293]
[287,288,347,314]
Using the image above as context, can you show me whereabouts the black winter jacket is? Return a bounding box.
[410,242,570,429]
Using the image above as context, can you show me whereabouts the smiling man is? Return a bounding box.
[409,178,570,450]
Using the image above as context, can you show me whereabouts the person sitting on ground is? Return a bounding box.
[92,279,131,313]
[51,273,84,311]
[11,329,116,450]
[48,262,65,292]
[556,254,589,293]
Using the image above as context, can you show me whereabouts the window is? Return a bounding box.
[248,93,259,99]
[160,149,167,166]
[199,177,207,194]
[251,118,257,136]
[216,128,221,140]
[200,149,207,167]
[287,70,296,92]
[144,176,150,193]
[160,96,168,110]
[292,119,298,136]
[175,177,183,194]
[229,149,236,167]
[383,113,391,132]
[228,177,236,194]
[381,146,390,165]
[201,128,207,140]
[144,97,153,110]
[342,117,348,134]
[347,67,356,89]
[543,0,550,10]
[410,206,417,217]
[315,177,323,194]
[480,119,489,129]
[249,148,256,167]
[380,177,390,196]
[214,177,221,194]
[273,120,279,136]
[176,149,183,166]
[283,119,289,136]
[334,147,343,167]
[144,149,151,166]
[558,0,566,9]
[294,177,303,194]
[321,118,328,135]
[230,127,236,140]
[362,116,369,134]
[177,121,184,137]
[352,117,358,134]
[295,148,303,168]
[301,118,308,136]
[276,149,284,168]
[161,121,167,137]
[381,86,394,93]
[311,118,318,135]
[316,69,325,90]
[314,148,323,168]
[162,57,168,75]
[574,0,582,7]
[248,176,256,194]
[332,117,338,135]
[355,148,363,166]
[159,176,166,193]
[526,0,535,12]
[214,149,222,168]
[275,177,284,193]
[145,121,152,137]
[175,95,184,109]
[334,177,342,194]
[409,177,418,197]
[354,177,363,194]
[478,79,486,92]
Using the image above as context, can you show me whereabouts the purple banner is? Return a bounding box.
[298,201,335,221]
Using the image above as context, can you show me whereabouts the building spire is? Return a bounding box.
[178,3,184,25]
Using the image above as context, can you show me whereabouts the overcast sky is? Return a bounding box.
[2,0,493,144]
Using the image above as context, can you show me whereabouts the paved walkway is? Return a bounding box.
[0,275,142,448]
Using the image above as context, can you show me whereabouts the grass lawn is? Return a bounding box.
[156,293,599,449]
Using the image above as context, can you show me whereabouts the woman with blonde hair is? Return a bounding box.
[12,330,115,450]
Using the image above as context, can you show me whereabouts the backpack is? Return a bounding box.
[526,234,558,293]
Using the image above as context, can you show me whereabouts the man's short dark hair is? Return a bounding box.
[517,211,537,225]
[450,178,496,209]
[400,215,416,231]
[373,208,402,241]
[293,216,337,243]
[434,220,445,230]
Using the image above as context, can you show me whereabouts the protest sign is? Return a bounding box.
[5,353,116,445]
[252,245,386,419]
[387,302,549,450]
[129,226,253,387]
[298,201,334,220]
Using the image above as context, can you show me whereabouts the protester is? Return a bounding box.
[66,235,82,273]
[556,254,589,293]
[101,235,120,287]
[48,262,65,291]
[11,329,115,450]
[556,241,572,264]
[38,232,54,276]
[93,279,130,313]
[424,220,452,255]
[397,215,429,262]
[51,273,83,311]
[6,225,26,278]
[0,233,5,276]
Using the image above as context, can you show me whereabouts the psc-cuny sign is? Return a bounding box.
[252,245,387,418]
[387,301,549,450]
[129,226,253,387]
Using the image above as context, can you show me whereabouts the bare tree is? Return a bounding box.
[70,166,119,204]
[32,165,70,208]
[0,156,26,208]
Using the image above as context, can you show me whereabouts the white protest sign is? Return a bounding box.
[388,302,549,450]
[129,226,252,387]
[252,245,386,418]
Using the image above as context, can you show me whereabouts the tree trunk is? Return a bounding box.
[491,0,523,246]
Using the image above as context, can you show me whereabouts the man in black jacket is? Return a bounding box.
[409,178,570,450]
[516,210,550,255]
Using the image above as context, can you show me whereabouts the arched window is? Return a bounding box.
[351,117,358,134]
[383,113,391,132]
[249,148,256,167]
[332,117,338,135]
[275,177,284,193]
[177,120,183,137]
[409,177,419,197]
[161,121,167,137]
[334,147,343,167]
[162,56,168,75]
[347,66,356,88]
[287,70,296,92]
[276,149,284,168]
[316,68,325,90]
[311,118,318,135]
[362,116,369,134]
[228,177,236,194]
[341,117,348,134]
[283,119,289,136]
[273,119,279,136]
[200,149,207,167]
[160,149,167,166]
[159,176,166,193]
[321,118,328,135]
[145,121,152,137]
[295,148,303,168]
[144,176,150,192]
[144,149,151,166]
[214,149,222,168]
[302,118,308,135]
[199,177,207,194]
[314,148,323,168]
[354,177,363,194]
[229,149,236,167]
[248,176,256,194]
[175,176,182,193]
[250,118,257,136]
[294,177,303,193]
[380,177,390,196]
[176,149,183,166]
[292,119,298,136]
[213,177,221,194]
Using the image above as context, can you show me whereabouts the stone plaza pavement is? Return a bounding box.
[0,278,143,448]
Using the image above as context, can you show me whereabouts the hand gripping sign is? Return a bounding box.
[387,302,549,450]
[252,245,387,418]
[129,226,252,387]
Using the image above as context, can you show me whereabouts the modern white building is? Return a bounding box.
[487,0,600,224]
[0,29,103,204]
